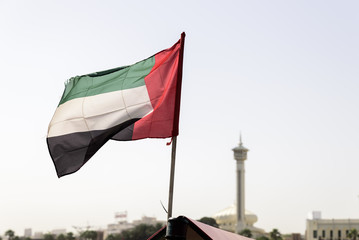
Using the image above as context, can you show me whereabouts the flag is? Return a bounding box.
[47,33,185,178]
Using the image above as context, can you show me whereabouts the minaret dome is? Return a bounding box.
[232,135,249,162]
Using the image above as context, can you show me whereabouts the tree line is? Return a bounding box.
[2,223,359,240]
[105,223,163,240]
[1,230,77,240]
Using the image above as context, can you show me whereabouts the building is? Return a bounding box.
[283,233,304,240]
[104,215,165,239]
[24,228,32,238]
[105,221,134,237]
[33,232,44,239]
[213,204,265,237]
[306,211,359,240]
[51,229,67,236]
[133,216,164,226]
[213,137,265,237]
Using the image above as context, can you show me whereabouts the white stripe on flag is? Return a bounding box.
[48,85,153,137]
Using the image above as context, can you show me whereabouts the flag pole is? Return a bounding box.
[167,135,177,220]
[167,32,185,220]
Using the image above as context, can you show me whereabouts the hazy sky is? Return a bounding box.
[1,0,359,236]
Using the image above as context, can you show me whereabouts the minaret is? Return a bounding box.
[232,135,249,234]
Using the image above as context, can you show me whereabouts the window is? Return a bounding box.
[322,230,326,238]
[314,230,318,238]
[330,230,333,240]
[338,230,341,239]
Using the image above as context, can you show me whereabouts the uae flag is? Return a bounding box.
[47,33,185,178]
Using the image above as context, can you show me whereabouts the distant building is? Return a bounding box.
[306,211,359,240]
[24,228,32,238]
[106,221,134,236]
[33,232,44,239]
[283,233,304,240]
[213,204,265,237]
[104,215,165,239]
[133,216,164,226]
[51,229,67,236]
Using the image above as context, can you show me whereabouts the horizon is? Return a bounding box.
[1,0,358,237]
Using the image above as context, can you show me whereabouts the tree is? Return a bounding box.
[115,223,164,240]
[240,229,253,238]
[66,232,75,240]
[44,233,55,240]
[5,230,15,240]
[256,236,270,240]
[131,223,163,240]
[347,229,359,240]
[80,231,97,240]
[270,229,282,240]
[197,217,219,228]
[57,234,66,240]
[104,235,118,240]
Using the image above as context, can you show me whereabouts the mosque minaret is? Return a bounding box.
[213,136,265,237]
[232,135,249,234]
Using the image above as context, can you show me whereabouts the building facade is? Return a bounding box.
[24,228,32,238]
[306,212,359,240]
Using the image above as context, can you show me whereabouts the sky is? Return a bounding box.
[1,0,359,237]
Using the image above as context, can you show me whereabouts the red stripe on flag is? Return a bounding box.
[131,40,182,140]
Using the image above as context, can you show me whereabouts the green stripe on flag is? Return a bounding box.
[59,56,155,105]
